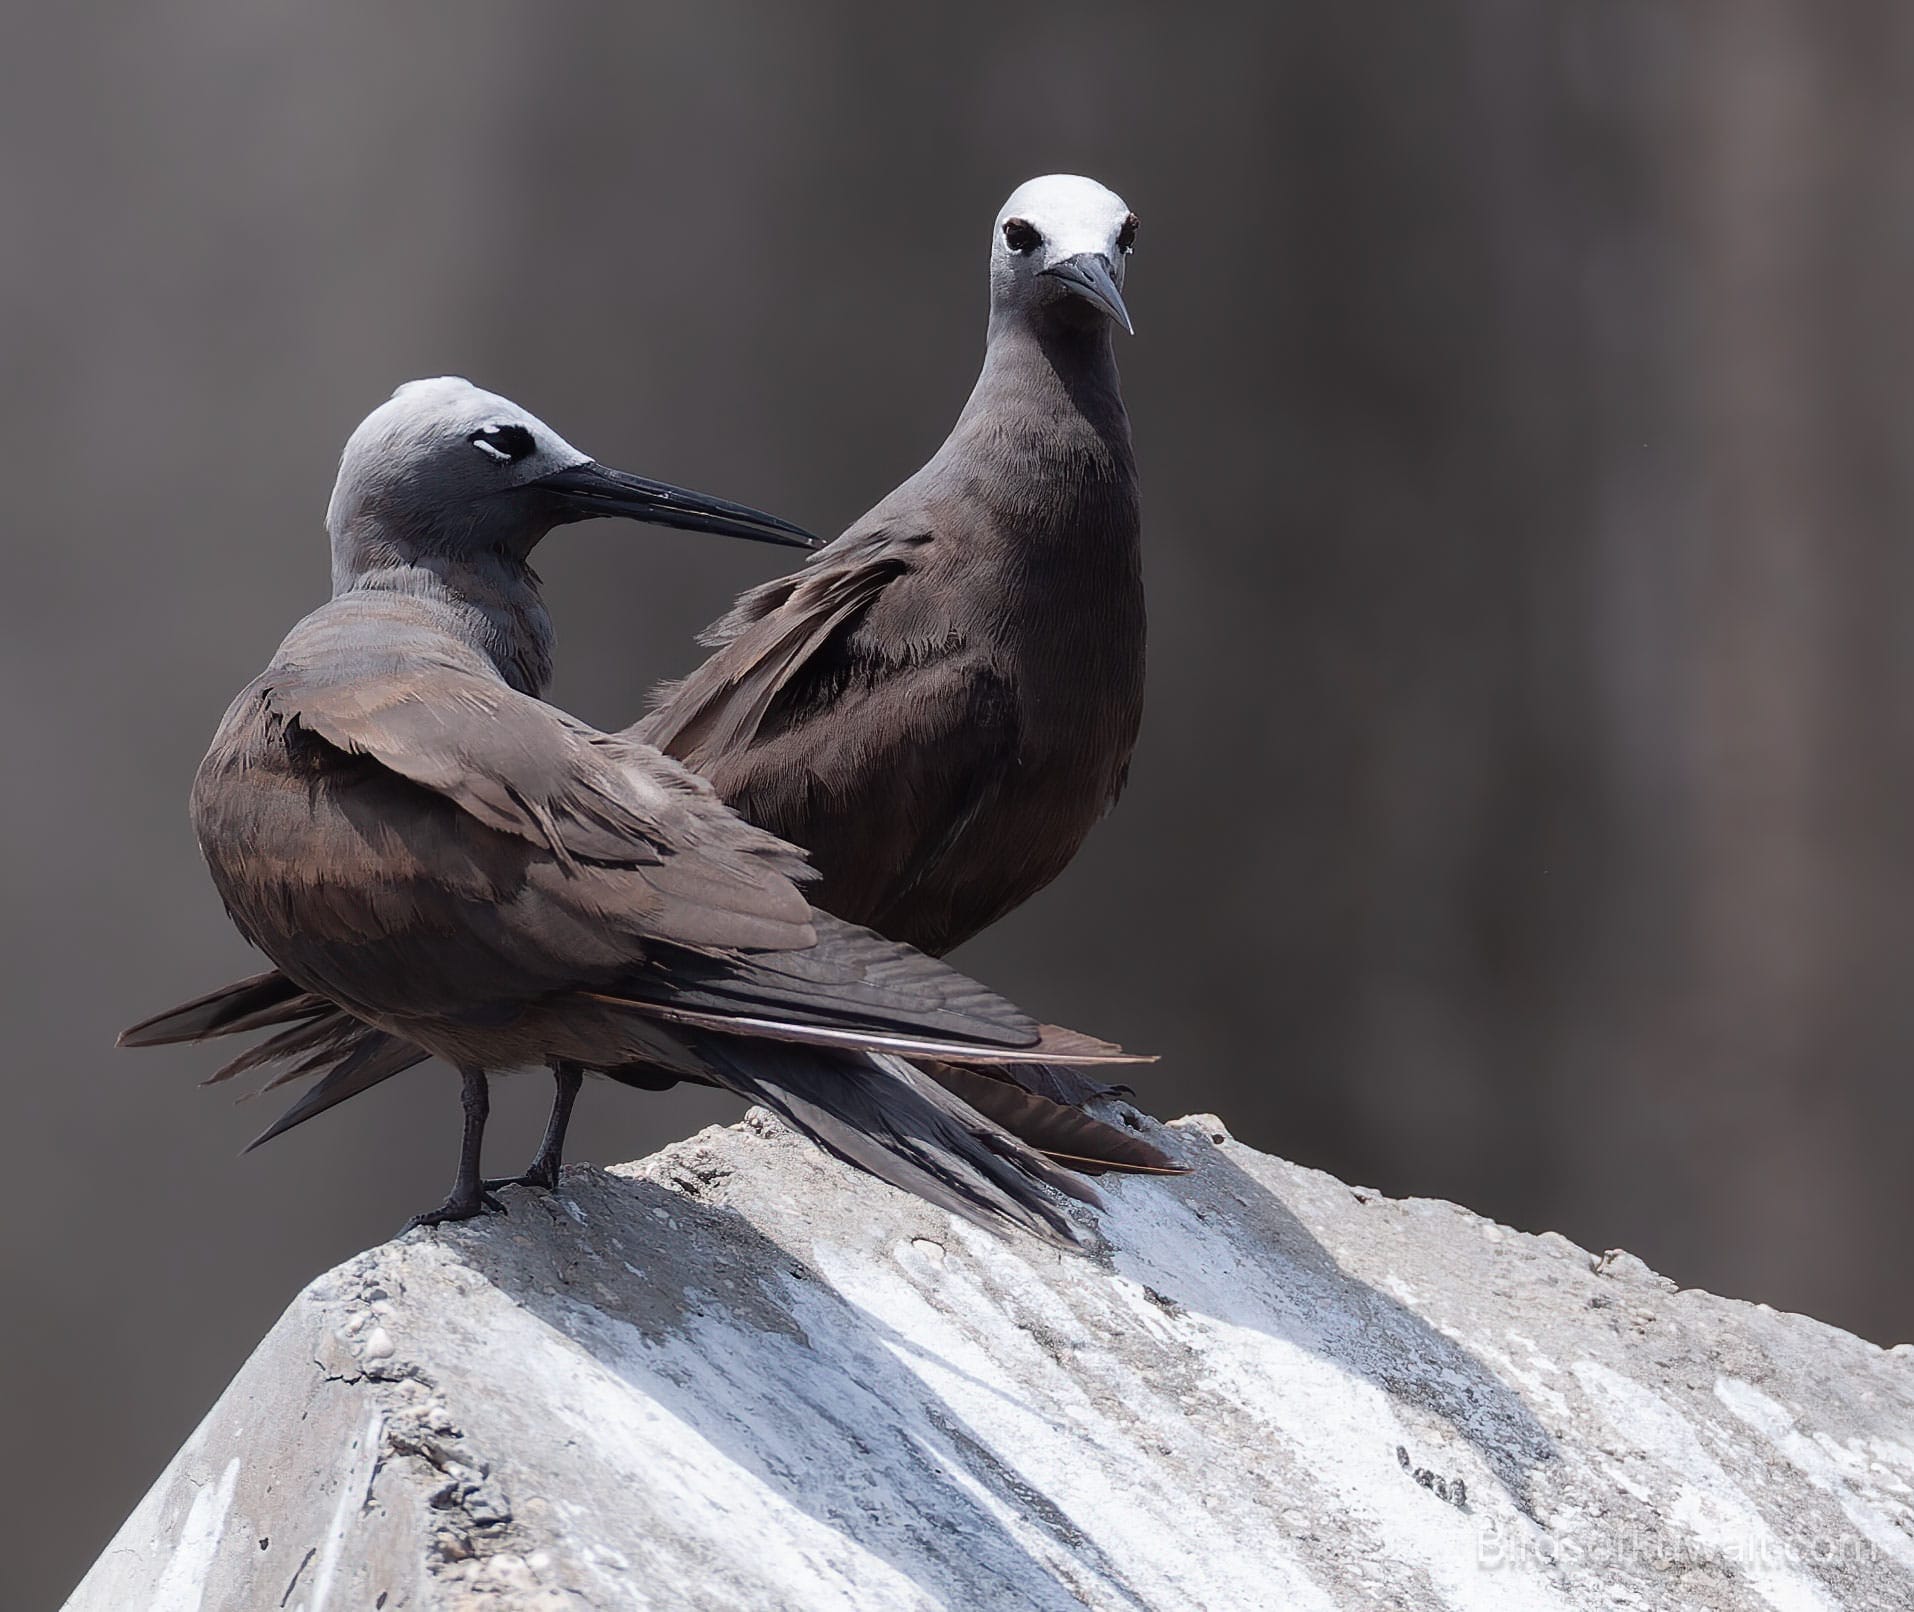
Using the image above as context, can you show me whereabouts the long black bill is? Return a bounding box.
[531,461,821,549]
[1041,252,1135,335]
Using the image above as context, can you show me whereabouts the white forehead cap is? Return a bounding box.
[391,375,499,411]
[383,377,566,445]
[995,174,1131,246]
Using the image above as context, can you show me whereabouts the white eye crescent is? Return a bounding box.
[469,424,536,463]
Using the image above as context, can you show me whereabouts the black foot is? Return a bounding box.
[483,1166,559,1195]
[402,1188,506,1233]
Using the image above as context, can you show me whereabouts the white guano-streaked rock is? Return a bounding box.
[66,1107,1914,1610]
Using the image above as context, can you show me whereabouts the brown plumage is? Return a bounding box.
[641,176,1143,959]
[640,345,1141,955]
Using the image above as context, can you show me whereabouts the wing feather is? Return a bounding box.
[639,532,909,767]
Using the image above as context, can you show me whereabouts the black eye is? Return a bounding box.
[469,424,536,463]
[1116,212,1139,254]
[1002,218,1042,255]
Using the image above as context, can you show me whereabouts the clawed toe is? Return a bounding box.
[403,1191,507,1233]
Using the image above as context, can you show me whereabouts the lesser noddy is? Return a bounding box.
[128,378,1142,1237]
[125,176,1169,1178]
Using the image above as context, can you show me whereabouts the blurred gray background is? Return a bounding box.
[7,2,1914,1601]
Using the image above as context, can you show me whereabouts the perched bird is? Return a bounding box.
[126,175,1168,1176]
[129,378,1140,1237]
[644,173,1143,958]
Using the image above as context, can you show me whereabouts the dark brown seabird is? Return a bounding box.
[133,377,1142,1237]
[644,174,1144,959]
[125,175,1173,1181]
[637,172,1155,1159]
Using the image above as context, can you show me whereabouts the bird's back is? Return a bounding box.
[190,595,553,1030]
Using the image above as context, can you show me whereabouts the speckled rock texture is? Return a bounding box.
[66,1107,1914,1611]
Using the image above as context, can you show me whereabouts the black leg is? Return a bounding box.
[404,1067,505,1230]
[486,1063,584,1194]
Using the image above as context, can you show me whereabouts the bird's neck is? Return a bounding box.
[961,305,1131,453]
[341,554,556,696]
[932,308,1137,573]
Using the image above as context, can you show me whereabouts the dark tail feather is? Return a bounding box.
[683,1031,1097,1248]
[244,1030,432,1152]
[201,1010,365,1087]
[576,990,1151,1067]
[965,1059,1136,1108]
[918,1062,1185,1176]
[119,970,322,1047]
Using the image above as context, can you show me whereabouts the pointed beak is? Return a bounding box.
[528,462,821,549]
[1040,252,1135,335]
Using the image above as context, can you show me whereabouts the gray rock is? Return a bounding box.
[66,1109,1914,1610]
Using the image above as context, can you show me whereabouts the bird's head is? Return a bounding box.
[325,377,816,591]
[989,175,1138,336]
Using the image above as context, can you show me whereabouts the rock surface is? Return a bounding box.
[67,1107,1914,1611]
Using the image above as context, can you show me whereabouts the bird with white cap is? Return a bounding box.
[127,378,1143,1236]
